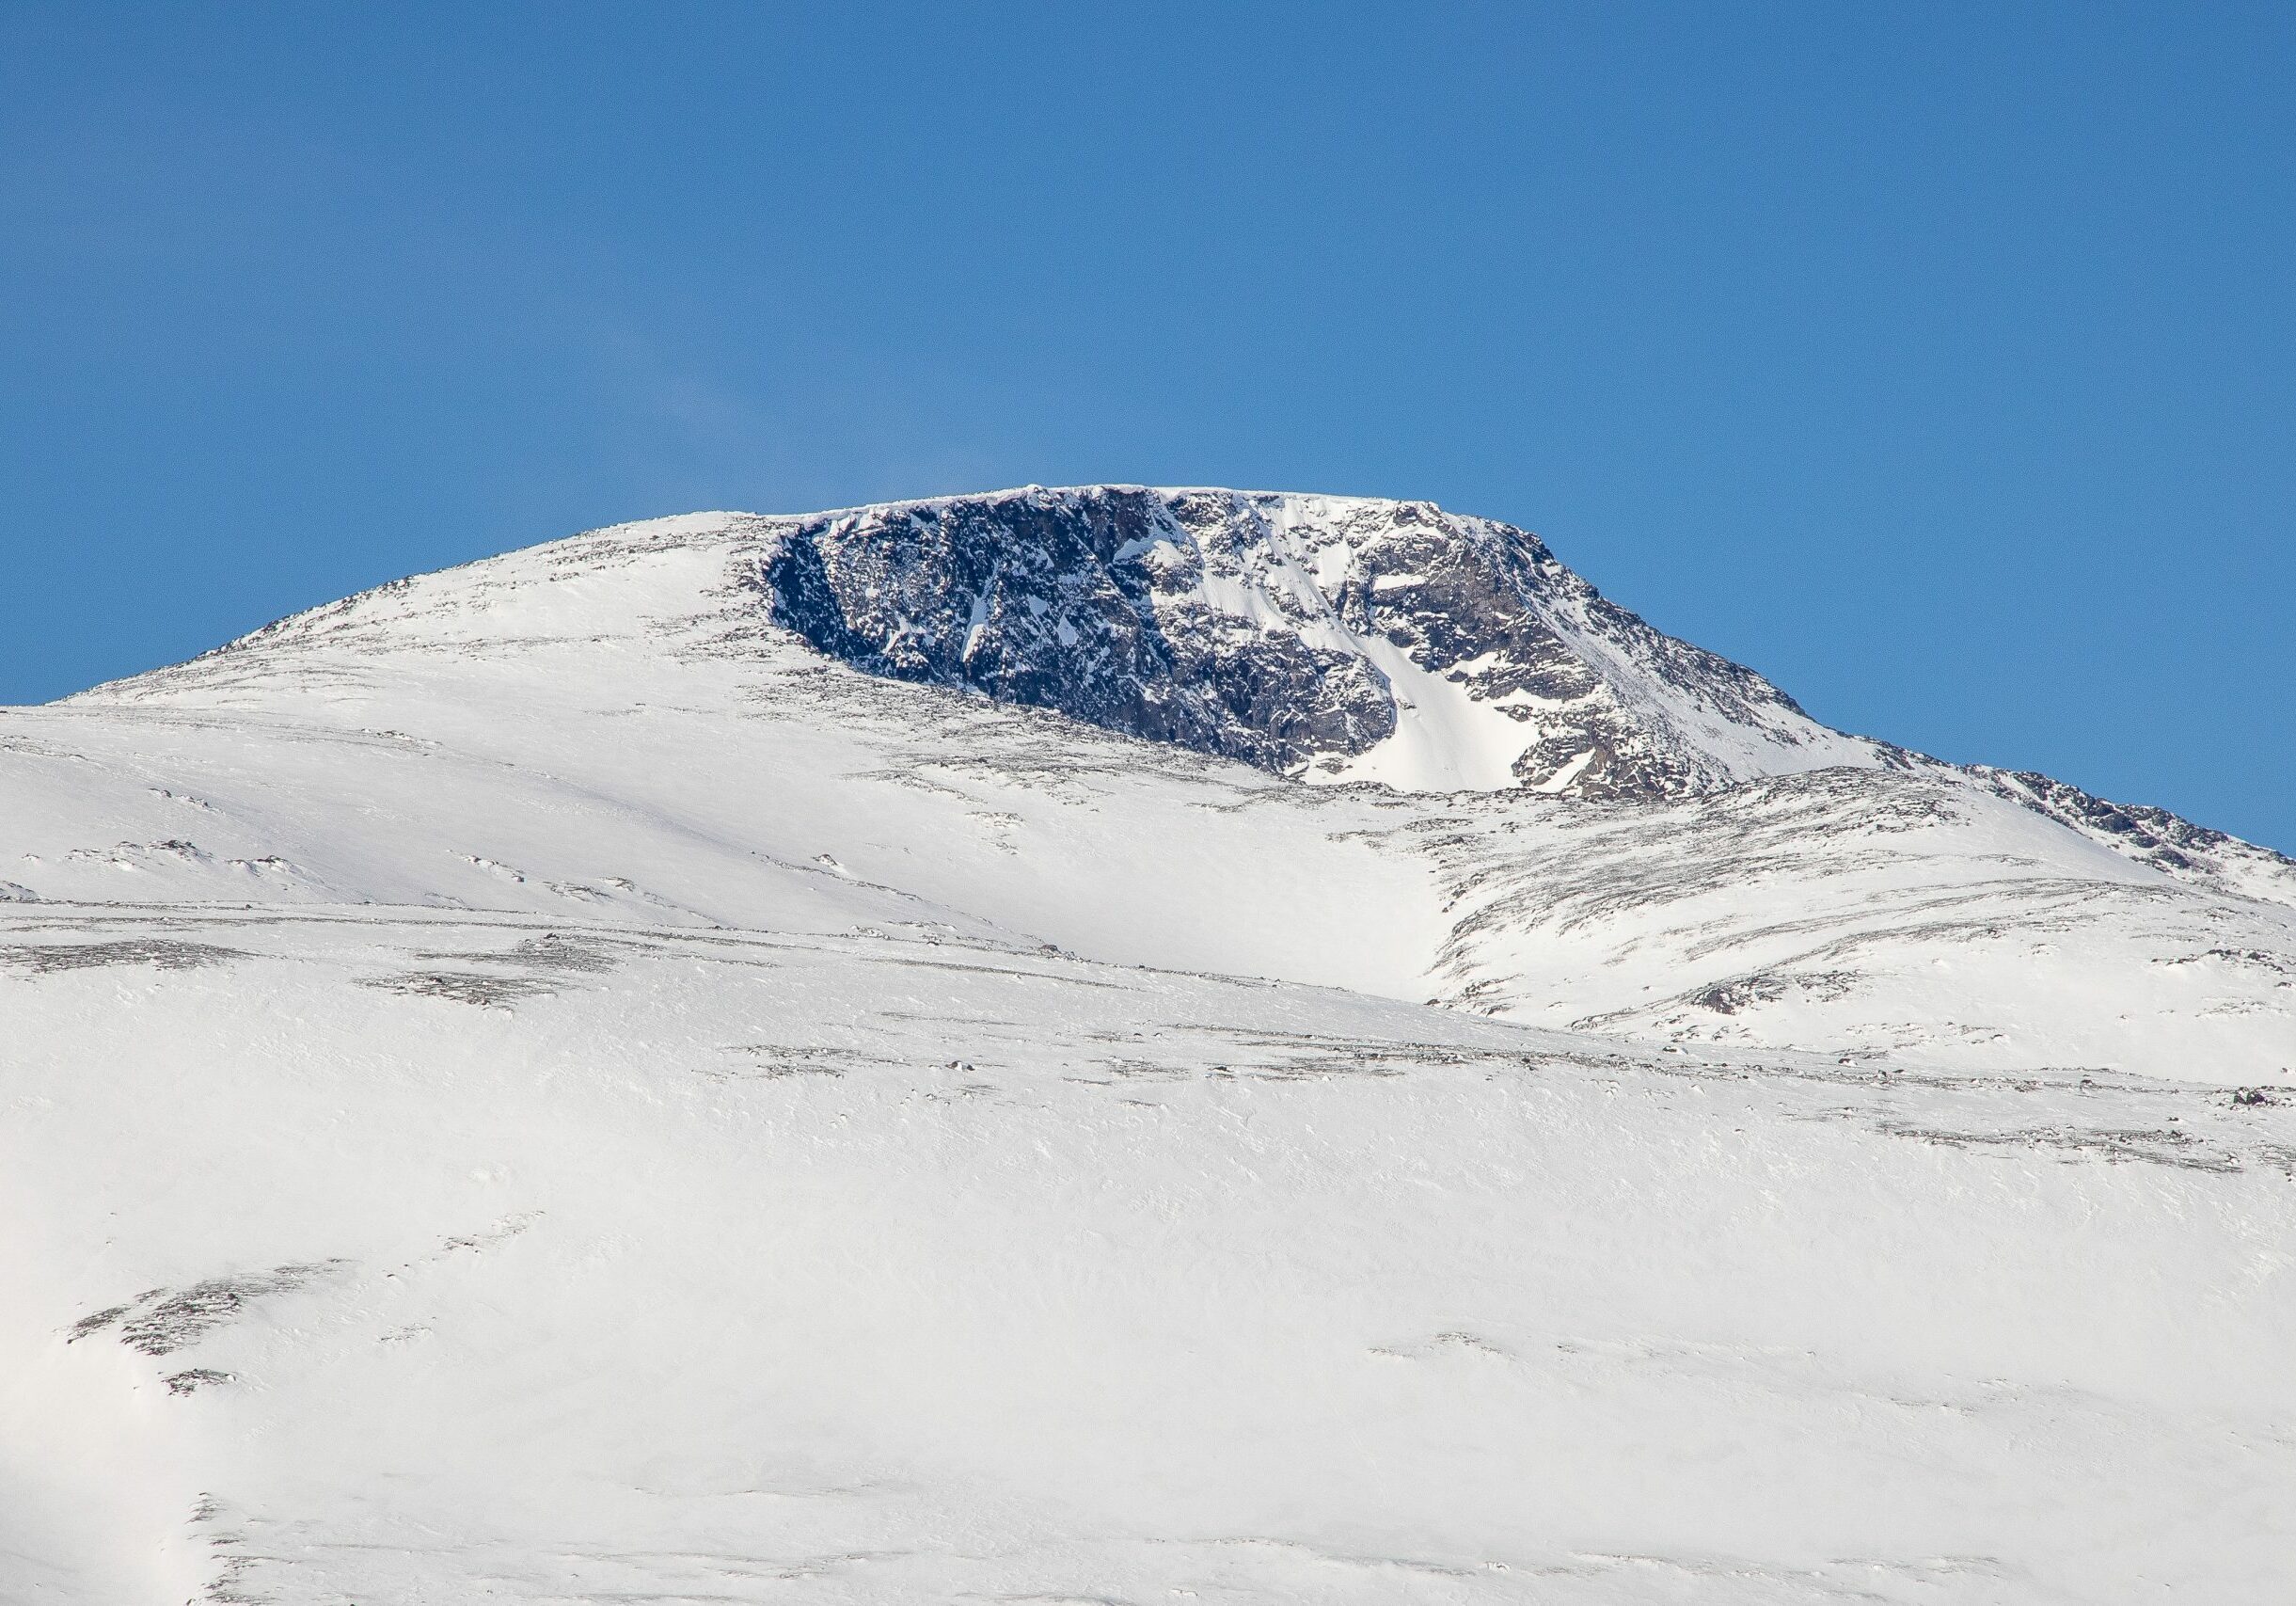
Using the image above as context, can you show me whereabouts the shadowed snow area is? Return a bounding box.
[4,488,2293,1602]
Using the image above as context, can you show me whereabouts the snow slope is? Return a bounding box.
[9,909,2295,1604]
[5,491,2295,1603]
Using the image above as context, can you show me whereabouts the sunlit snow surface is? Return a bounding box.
[5,502,2295,1602]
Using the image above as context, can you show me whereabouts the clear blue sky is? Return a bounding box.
[5,4,2290,850]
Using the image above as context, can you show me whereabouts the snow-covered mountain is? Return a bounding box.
[6,488,2294,1603]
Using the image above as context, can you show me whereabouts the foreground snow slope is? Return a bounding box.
[4,492,2294,1602]
[8,907,2295,1604]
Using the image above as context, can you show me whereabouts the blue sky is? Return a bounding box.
[5,3,2291,849]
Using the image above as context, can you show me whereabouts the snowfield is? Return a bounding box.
[4,490,2293,1602]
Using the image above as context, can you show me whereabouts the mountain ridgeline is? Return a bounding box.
[134,483,2292,898]
[743,485,2287,894]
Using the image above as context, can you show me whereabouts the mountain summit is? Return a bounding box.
[756,485,1899,797]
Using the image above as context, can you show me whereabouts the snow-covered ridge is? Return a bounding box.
[139,485,1895,800]
[115,483,2288,903]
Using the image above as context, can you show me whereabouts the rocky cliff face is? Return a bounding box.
[752,485,1900,799]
